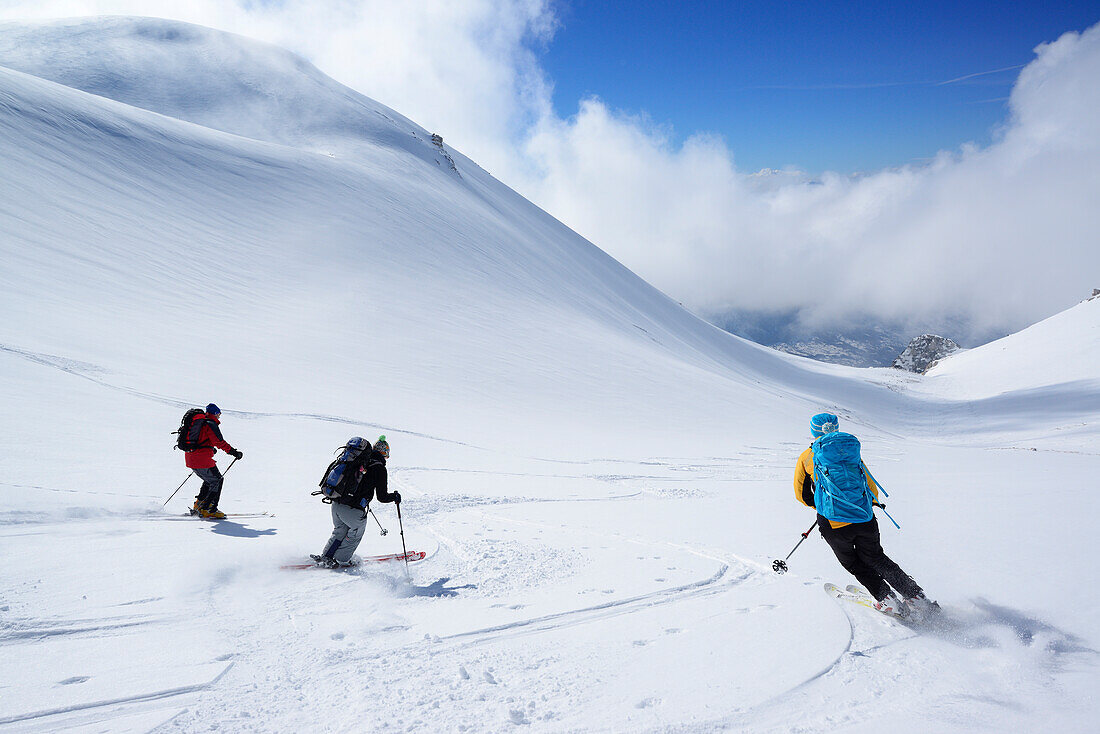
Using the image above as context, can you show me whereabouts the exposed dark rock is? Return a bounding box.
[892,334,961,373]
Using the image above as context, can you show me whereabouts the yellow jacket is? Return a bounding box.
[794,445,879,529]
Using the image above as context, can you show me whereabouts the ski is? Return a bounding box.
[824,582,907,619]
[849,584,942,621]
[280,550,426,570]
[364,550,426,563]
[156,512,275,520]
[844,584,878,601]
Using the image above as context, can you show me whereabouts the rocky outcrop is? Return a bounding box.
[892,334,961,373]
[429,132,460,176]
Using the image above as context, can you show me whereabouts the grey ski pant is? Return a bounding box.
[192,466,223,510]
[322,502,368,563]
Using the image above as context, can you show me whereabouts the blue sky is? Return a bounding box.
[541,1,1100,173]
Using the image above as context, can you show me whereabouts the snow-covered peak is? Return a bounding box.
[0,16,431,157]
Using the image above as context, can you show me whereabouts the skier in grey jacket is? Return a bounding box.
[312,436,400,568]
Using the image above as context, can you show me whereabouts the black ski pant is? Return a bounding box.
[192,466,224,511]
[818,516,923,601]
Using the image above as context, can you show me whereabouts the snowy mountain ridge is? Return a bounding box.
[0,16,441,162]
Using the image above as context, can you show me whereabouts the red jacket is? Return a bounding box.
[184,413,236,469]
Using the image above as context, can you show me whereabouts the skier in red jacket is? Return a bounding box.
[184,403,242,519]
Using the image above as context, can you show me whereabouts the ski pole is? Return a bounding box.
[772,520,817,574]
[368,507,388,536]
[162,457,237,507]
[864,468,898,529]
[396,501,410,578]
[163,473,192,506]
[873,501,900,529]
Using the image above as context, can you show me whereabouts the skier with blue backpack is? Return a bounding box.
[794,413,937,617]
[310,436,401,568]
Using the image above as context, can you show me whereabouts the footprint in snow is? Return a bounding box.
[484,671,499,684]
[458,665,470,680]
[508,709,530,725]
[632,640,648,647]
[664,628,682,635]
[635,697,661,709]
[57,676,90,686]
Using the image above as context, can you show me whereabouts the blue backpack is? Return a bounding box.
[811,432,874,524]
[315,437,372,502]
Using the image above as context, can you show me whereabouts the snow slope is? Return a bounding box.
[925,295,1100,398]
[1,17,1098,733]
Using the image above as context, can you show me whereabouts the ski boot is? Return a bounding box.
[906,593,942,620]
[200,507,226,519]
[310,554,338,569]
[873,592,910,618]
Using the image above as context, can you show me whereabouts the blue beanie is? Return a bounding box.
[206,403,221,415]
[810,412,839,437]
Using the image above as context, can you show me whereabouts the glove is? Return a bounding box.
[392,491,401,505]
[873,501,885,509]
[230,450,243,460]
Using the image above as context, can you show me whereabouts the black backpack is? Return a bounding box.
[312,437,372,503]
[173,408,206,451]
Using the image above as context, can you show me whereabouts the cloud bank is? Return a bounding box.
[2,1,1097,342]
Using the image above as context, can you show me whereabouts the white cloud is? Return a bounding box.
[1,1,1097,341]
[518,26,1100,341]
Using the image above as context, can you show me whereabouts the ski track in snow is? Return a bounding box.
[0,663,234,727]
